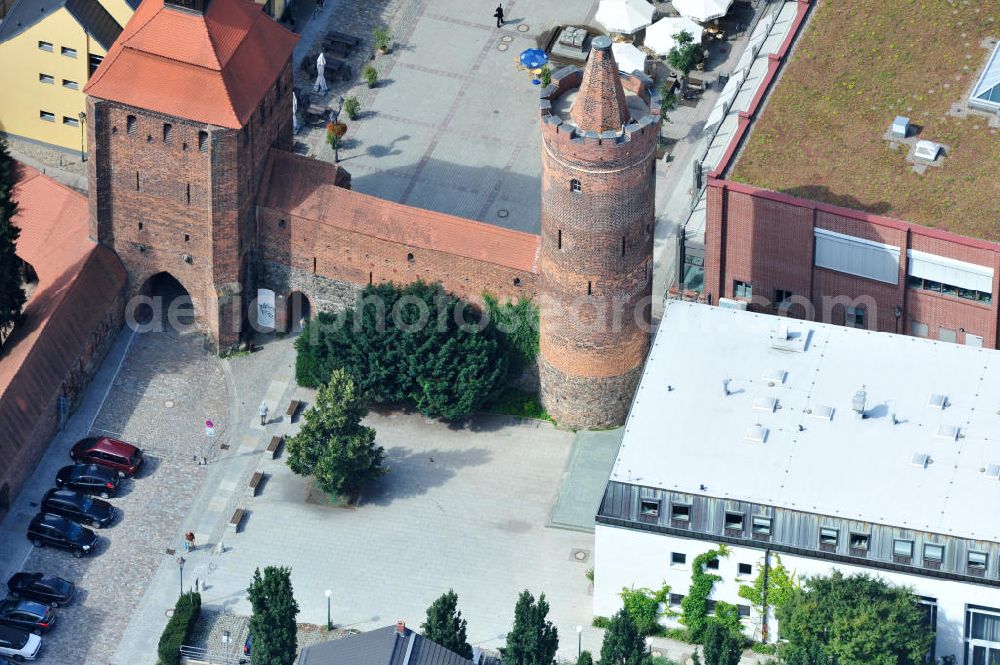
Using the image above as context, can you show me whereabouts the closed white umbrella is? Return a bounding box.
[292,91,300,133]
[313,52,328,94]
[595,0,654,35]
[611,42,646,74]
[643,16,703,55]
[672,0,732,23]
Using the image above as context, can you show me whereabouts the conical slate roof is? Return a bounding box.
[570,35,630,133]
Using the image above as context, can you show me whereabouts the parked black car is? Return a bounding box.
[0,599,55,634]
[40,489,116,529]
[54,464,120,499]
[5,574,74,608]
[25,514,98,558]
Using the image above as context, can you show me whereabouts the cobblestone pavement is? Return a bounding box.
[14,324,227,665]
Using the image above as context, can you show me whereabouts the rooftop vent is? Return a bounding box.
[927,393,948,409]
[762,369,786,384]
[852,386,867,416]
[986,464,1000,480]
[911,453,930,468]
[753,396,777,412]
[936,424,960,441]
[809,405,834,421]
[891,116,910,138]
[769,325,808,353]
[745,424,768,443]
[914,140,942,162]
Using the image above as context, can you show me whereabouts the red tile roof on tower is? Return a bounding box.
[571,35,630,133]
[84,0,297,128]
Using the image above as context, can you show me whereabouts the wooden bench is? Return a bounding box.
[286,399,302,420]
[266,435,283,459]
[228,508,245,533]
[247,471,264,497]
[324,29,361,46]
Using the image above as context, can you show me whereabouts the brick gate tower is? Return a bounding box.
[85,0,296,350]
[538,36,660,429]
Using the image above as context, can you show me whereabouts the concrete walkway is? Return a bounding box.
[549,428,623,532]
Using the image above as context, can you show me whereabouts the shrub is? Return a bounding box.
[363,66,379,88]
[373,27,392,52]
[156,592,201,665]
[539,66,552,87]
[343,96,361,120]
[592,615,612,628]
[620,583,670,636]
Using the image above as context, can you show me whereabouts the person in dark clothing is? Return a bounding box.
[494,3,504,27]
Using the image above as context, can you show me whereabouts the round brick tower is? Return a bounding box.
[538,36,661,429]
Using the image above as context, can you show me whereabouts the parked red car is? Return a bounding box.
[69,437,144,478]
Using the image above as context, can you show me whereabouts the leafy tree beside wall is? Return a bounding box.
[680,545,730,642]
[247,566,299,665]
[0,139,25,341]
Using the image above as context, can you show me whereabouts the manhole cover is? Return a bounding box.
[501,35,513,43]
[570,548,590,562]
[165,608,174,619]
[497,43,509,51]
[517,24,529,32]
[497,209,509,218]
[165,400,174,408]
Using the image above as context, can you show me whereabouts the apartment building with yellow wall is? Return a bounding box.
[0,0,136,154]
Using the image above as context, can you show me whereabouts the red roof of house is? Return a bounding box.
[84,0,297,129]
[258,150,542,274]
[0,165,126,458]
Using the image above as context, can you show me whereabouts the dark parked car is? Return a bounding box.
[54,464,120,498]
[0,599,55,634]
[40,489,116,529]
[70,437,144,478]
[25,514,97,558]
[5,574,74,608]
[0,624,40,661]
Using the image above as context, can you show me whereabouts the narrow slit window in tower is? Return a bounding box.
[126,115,136,135]
[621,235,626,257]
[135,171,139,191]
[313,257,317,274]
[198,131,208,152]
[588,281,592,296]
[369,271,373,285]
[186,183,191,204]
[163,123,172,143]
[570,179,581,193]
[558,229,562,249]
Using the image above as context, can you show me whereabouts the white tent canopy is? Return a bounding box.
[595,0,655,34]
[672,0,732,23]
[643,16,704,55]
[612,42,647,74]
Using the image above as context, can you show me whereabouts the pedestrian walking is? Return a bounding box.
[493,3,504,27]
[259,401,269,426]
[185,532,196,552]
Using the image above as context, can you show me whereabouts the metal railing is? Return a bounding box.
[179,644,249,665]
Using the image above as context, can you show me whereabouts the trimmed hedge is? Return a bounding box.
[157,591,201,665]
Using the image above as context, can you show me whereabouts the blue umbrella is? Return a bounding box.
[519,48,548,69]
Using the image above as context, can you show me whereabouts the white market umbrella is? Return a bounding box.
[672,0,733,23]
[643,16,703,55]
[595,0,654,35]
[611,42,646,74]
[313,52,328,93]
[292,91,300,133]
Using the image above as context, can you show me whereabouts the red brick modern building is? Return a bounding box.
[703,0,1000,349]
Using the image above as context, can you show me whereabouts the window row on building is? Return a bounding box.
[122,115,209,153]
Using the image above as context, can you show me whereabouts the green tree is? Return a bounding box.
[0,139,25,339]
[286,369,387,498]
[657,83,677,119]
[667,31,701,79]
[482,293,539,373]
[501,590,559,665]
[421,590,472,659]
[247,566,299,665]
[599,608,649,665]
[776,572,934,665]
[701,621,741,665]
[737,554,798,621]
[576,651,594,665]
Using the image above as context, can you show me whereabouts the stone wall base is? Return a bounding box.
[538,356,644,430]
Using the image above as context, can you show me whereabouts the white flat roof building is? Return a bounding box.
[594,301,1000,663]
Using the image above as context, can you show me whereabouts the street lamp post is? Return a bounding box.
[176,556,186,597]
[78,111,86,162]
[325,589,332,631]
[576,625,583,658]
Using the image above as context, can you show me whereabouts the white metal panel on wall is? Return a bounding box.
[814,229,900,284]
[907,250,994,293]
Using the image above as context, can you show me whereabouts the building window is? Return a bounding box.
[62,79,78,90]
[668,593,685,607]
[774,289,793,308]
[738,563,752,576]
[61,46,77,58]
[938,327,957,344]
[135,171,140,191]
[138,222,143,231]
[587,281,592,296]
[705,558,719,570]
[670,503,691,526]
[62,116,79,127]
[163,123,172,143]
[183,233,190,242]
[705,600,717,615]
[88,54,103,77]
[127,115,136,135]
[733,280,752,300]
[968,552,988,576]
[724,512,744,534]
[911,321,929,338]
[923,544,944,569]
[198,131,208,152]
[639,499,660,518]
[737,604,751,618]
[845,305,866,329]
[849,532,870,554]
[671,552,686,566]
[966,608,1000,664]
[819,527,839,551]
[39,110,55,122]
[557,229,562,249]
[751,516,771,539]
[38,40,54,52]
[570,178,581,193]
[892,539,914,564]
[38,73,54,84]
